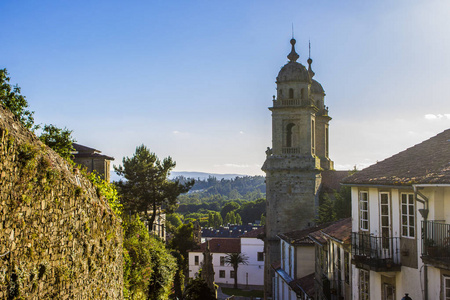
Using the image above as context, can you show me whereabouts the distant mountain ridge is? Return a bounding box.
[169,171,247,180]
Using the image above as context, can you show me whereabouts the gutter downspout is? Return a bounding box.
[414,186,429,300]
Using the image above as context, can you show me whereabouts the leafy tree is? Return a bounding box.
[0,68,35,129]
[224,253,248,289]
[334,185,351,219]
[87,170,122,216]
[166,213,183,230]
[224,211,236,225]
[169,223,197,272]
[235,213,242,225]
[39,124,76,161]
[220,201,240,219]
[315,193,337,224]
[123,215,176,300]
[115,145,194,230]
[182,277,216,300]
[260,213,266,226]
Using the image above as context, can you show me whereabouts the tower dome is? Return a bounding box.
[308,57,325,95]
[276,39,311,84]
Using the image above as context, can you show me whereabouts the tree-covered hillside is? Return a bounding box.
[171,175,266,227]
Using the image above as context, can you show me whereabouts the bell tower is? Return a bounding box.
[262,38,333,297]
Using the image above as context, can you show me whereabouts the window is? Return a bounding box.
[359,269,369,300]
[220,256,225,266]
[230,270,235,278]
[289,88,294,99]
[288,246,292,276]
[359,191,369,230]
[219,270,225,278]
[301,88,304,100]
[401,193,415,238]
[344,252,350,284]
[311,120,315,154]
[286,123,295,147]
[194,255,199,266]
[257,252,264,261]
[443,275,450,300]
[325,127,329,157]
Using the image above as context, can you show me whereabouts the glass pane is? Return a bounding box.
[382,216,389,226]
[409,206,414,215]
[402,227,407,236]
[410,227,414,237]
[410,216,414,224]
[402,205,407,214]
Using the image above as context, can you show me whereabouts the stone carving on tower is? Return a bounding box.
[262,38,333,297]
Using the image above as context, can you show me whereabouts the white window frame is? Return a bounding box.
[359,191,369,231]
[359,269,370,300]
[443,275,450,300]
[401,193,415,238]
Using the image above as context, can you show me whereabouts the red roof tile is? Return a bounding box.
[192,238,240,253]
[342,129,450,186]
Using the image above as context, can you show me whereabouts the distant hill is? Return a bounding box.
[169,171,246,180]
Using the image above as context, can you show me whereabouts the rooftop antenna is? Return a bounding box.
[308,39,311,58]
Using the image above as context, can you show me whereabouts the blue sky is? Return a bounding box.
[2,0,449,175]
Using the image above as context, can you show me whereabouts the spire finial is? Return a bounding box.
[292,23,294,39]
[287,38,299,62]
[307,40,314,78]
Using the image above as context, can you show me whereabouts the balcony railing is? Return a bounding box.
[282,147,301,154]
[422,221,450,262]
[273,98,316,107]
[352,232,401,271]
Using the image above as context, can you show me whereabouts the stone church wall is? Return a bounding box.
[0,105,123,299]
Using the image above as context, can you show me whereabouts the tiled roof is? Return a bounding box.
[321,170,350,193]
[308,218,351,245]
[72,143,114,160]
[191,238,240,253]
[342,129,450,186]
[289,273,315,298]
[320,218,352,244]
[278,223,332,245]
[240,226,265,238]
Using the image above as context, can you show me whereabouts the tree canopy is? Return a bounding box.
[0,68,35,129]
[39,124,76,161]
[115,145,194,230]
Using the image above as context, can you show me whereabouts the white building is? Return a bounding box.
[342,129,450,300]
[188,228,265,288]
[239,227,265,288]
[188,238,240,285]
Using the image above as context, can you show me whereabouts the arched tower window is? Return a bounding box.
[301,88,305,100]
[289,88,294,99]
[286,123,295,147]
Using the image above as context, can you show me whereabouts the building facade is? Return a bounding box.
[262,38,333,296]
[342,129,450,300]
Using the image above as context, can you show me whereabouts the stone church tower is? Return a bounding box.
[262,38,333,296]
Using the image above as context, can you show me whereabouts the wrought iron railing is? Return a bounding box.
[352,232,401,268]
[422,221,450,259]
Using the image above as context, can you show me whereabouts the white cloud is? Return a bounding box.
[239,131,245,134]
[424,114,450,120]
[172,130,180,134]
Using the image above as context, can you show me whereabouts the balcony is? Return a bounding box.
[352,232,401,272]
[282,147,301,155]
[273,98,316,108]
[421,221,450,267]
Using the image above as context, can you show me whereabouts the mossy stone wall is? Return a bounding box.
[0,105,123,299]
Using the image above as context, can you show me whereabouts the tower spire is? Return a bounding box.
[287,38,299,62]
[307,40,315,78]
